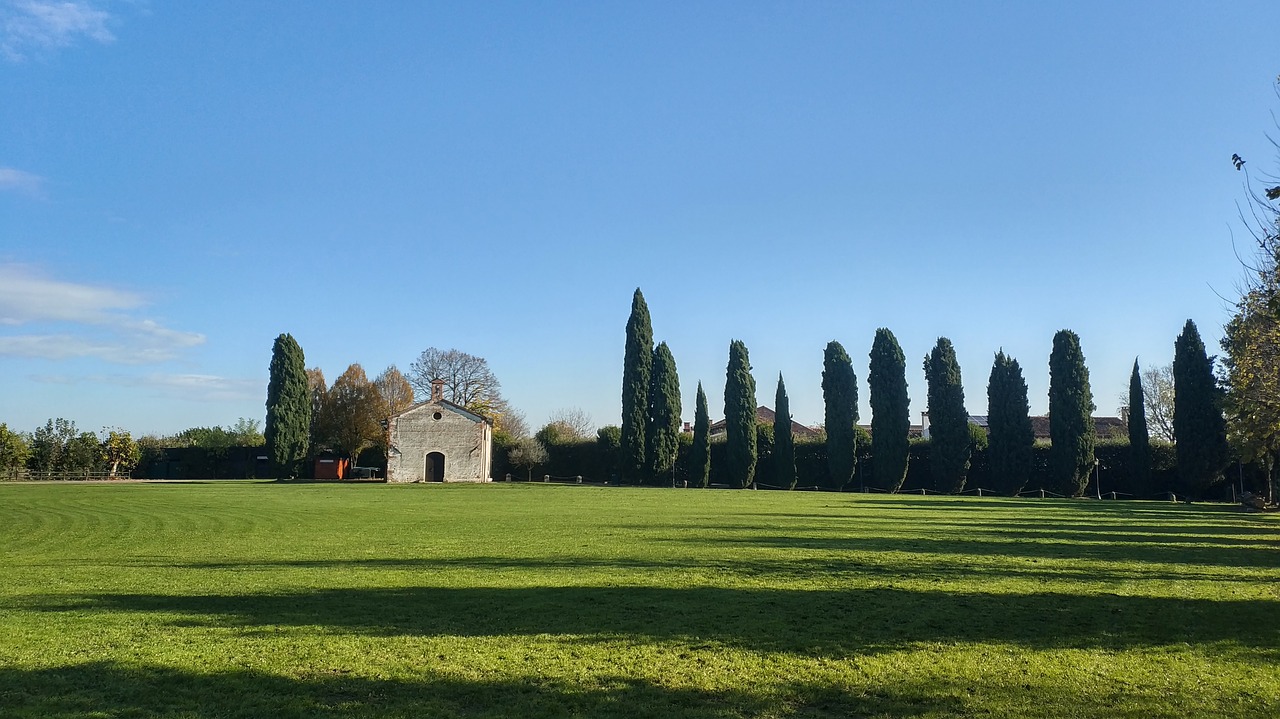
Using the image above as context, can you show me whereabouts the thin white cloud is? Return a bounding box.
[124,373,263,402]
[2,0,115,61]
[0,167,45,197]
[0,263,142,325]
[30,372,263,402]
[0,331,200,363]
[0,263,205,363]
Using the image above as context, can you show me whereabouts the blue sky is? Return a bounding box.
[2,1,1279,437]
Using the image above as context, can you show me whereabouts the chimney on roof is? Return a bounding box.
[431,378,445,402]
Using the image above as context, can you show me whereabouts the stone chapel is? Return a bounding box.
[385,378,493,483]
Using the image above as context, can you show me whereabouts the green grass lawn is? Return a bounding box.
[1,482,1277,718]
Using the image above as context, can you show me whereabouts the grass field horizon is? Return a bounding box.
[1,482,1277,718]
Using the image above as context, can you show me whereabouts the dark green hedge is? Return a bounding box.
[508,431,1263,501]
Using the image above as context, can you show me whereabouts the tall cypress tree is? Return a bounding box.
[773,373,797,490]
[724,340,758,489]
[646,342,682,483]
[1048,329,1096,497]
[924,338,970,494]
[822,341,858,490]
[1128,358,1152,495]
[1173,320,1229,492]
[987,350,1034,496]
[265,333,311,479]
[690,382,711,488]
[868,328,910,492]
[620,288,653,484]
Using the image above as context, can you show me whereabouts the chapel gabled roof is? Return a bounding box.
[389,397,491,425]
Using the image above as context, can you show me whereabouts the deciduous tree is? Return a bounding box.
[689,382,711,488]
[407,348,514,428]
[1220,84,1280,502]
[1140,364,1176,443]
[773,373,797,490]
[724,340,757,489]
[646,342,681,482]
[620,289,653,483]
[0,423,30,475]
[924,338,969,494]
[306,368,330,452]
[169,427,221,449]
[534,421,580,446]
[545,408,594,440]
[868,328,909,492]
[1174,319,1229,491]
[822,341,858,491]
[497,409,531,440]
[1223,287,1280,503]
[987,351,1034,496]
[28,418,77,473]
[102,428,139,477]
[64,431,101,473]
[374,365,415,417]
[265,333,311,478]
[229,418,266,446]
[507,436,547,481]
[325,363,383,465]
[1048,329,1095,497]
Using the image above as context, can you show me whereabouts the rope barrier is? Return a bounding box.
[1014,488,1068,498]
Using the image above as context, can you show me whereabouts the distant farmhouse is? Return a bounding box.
[386,379,493,483]
[699,407,1123,444]
[920,412,1125,441]
[705,406,822,440]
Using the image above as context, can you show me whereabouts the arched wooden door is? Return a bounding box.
[425,452,445,482]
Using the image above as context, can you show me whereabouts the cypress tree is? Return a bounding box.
[690,382,711,488]
[724,340,758,489]
[646,342,682,483]
[822,341,858,490]
[773,373,797,490]
[987,351,1034,496]
[1127,358,1152,495]
[868,328,910,492]
[924,337,970,494]
[1173,319,1229,492]
[620,288,653,484]
[1048,329,1096,497]
[265,333,311,478]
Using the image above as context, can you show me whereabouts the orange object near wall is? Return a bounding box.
[314,457,349,480]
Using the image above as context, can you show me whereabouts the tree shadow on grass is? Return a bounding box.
[3,659,1252,719]
[770,497,1269,521]
[705,530,1280,570]
[746,499,1276,525]
[2,662,767,719]
[84,551,1269,587]
[24,585,1280,660]
[952,519,1280,540]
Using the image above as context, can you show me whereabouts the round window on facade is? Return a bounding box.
[433,411,443,420]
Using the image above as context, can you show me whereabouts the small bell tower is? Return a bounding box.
[431,378,445,402]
